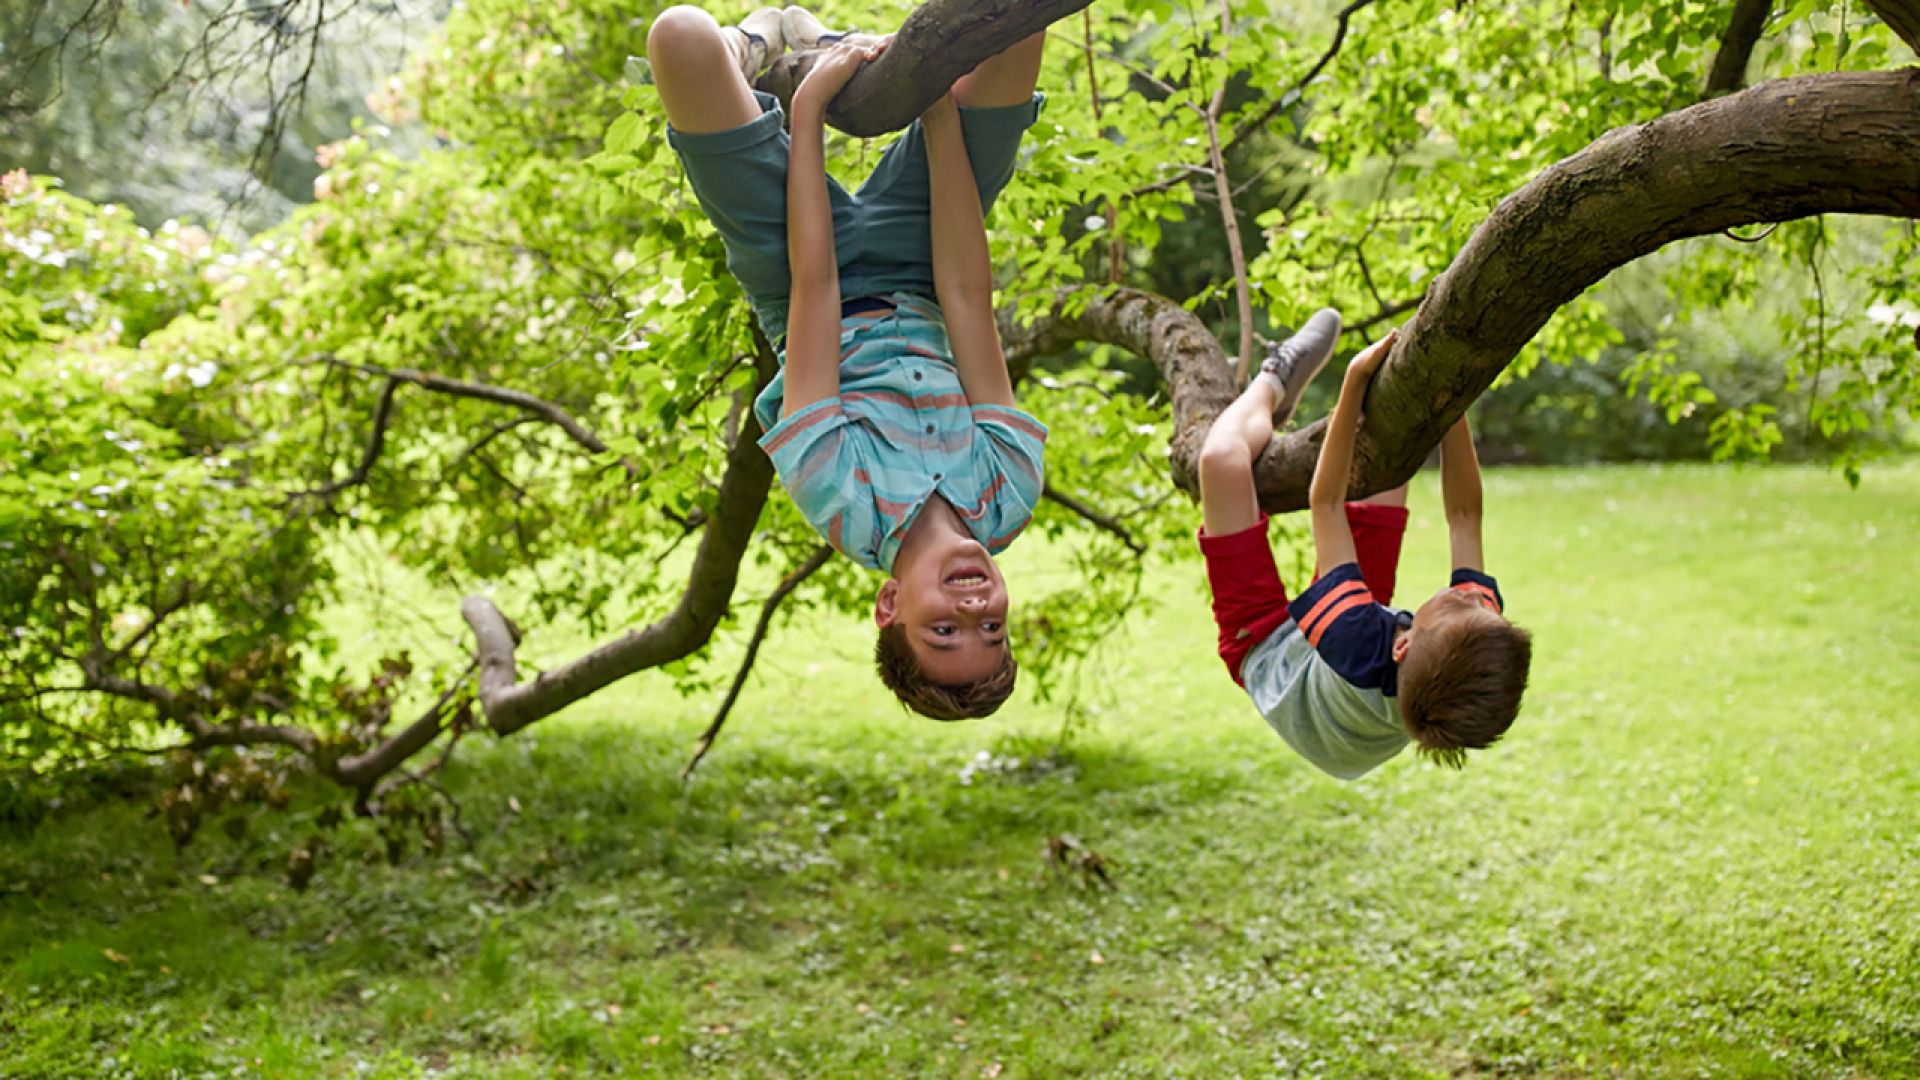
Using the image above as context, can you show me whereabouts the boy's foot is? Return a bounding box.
[725,6,787,81]
[782,5,880,50]
[1257,308,1342,428]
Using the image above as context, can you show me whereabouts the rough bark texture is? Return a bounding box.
[757,0,1094,136]
[1705,0,1771,97]
[462,411,776,734]
[1002,288,1237,500]
[1009,70,1920,512]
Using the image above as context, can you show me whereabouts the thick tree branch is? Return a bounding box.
[758,0,1095,136]
[682,544,836,780]
[334,658,479,794]
[1013,70,1920,511]
[1002,286,1236,500]
[463,402,778,735]
[1705,0,1771,98]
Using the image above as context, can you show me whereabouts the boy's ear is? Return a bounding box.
[873,579,900,627]
[1391,630,1412,664]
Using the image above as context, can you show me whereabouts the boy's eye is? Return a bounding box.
[933,625,956,636]
[983,621,1002,633]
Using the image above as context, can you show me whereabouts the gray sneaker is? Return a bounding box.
[1259,307,1342,427]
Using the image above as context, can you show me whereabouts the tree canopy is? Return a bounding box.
[3,0,1916,856]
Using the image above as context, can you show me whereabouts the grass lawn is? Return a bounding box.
[3,462,1917,1078]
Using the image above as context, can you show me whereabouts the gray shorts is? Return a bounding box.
[666,91,1044,343]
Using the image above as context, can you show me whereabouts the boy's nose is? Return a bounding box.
[957,595,987,613]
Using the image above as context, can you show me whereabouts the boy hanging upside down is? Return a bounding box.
[647,6,1049,719]
[1196,313,1532,779]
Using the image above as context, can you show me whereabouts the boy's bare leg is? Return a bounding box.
[648,5,768,134]
[1200,309,1342,537]
[1198,379,1283,539]
[952,31,1046,108]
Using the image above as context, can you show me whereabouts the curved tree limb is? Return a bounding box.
[1012,70,1920,511]
[323,357,625,467]
[757,0,1095,136]
[1318,68,1920,508]
[463,405,778,735]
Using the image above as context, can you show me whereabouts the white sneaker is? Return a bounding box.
[726,7,786,80]
[781,5,876,49]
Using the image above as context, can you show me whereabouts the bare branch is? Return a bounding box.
[334,658,479,793]
[682,544,835,781]
[1042,482,1146,554]
[1222,0,1382,158]
[462,375,779,735]
[1082,8,1124,282]
[292,376,400,501]
[1705,0,1771,98]
[322,356,632,472]
[1343,297,1421,337]
[1203,1,1255,383]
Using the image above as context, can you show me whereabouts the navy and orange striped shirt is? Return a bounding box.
[751,294,1048,572]
[1287,564,1505,694]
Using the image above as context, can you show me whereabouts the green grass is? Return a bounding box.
[4,462,1919,1078]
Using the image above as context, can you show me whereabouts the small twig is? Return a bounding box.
[1042,482,1146,555]
[1082,9,1124,281]
[1222,0,1382,157]
[291,376,400,501]
[1723,222,1782,243]
[1201,2,1254,382]
[682,544,836,781]
[1805,222,1828,444]
[1343,297,1421,337]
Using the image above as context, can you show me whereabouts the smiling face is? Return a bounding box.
[874,536,1010,685]
[1392,585,1506,663]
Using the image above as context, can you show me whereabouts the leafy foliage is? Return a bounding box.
[1,0,1916,852]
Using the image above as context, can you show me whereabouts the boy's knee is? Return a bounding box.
[1198,431,1251,481]
[647,5,722,61]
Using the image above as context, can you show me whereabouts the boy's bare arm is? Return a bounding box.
[1439,415,1486,572]
[922,94,1016,408]
[781,41,883,418]
[1309,331,1396,576]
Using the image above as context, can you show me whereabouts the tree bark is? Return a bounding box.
[1705,0,1771,97]
[758,0,1095,136]
[1009,70,1920,512]
[1002,287,1237,501]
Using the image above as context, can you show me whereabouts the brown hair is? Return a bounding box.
[1396,616,1533,768]
[873,622,1018,721]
